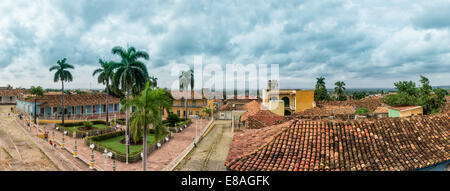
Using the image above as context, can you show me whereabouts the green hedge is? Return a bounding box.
[111,118,126,125]
[54,120,114,138]
[56,120,106,127]
[85,130,172,163]
[169,119,191,133]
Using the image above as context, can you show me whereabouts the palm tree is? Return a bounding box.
[30,86,45,97]
[110,46,149,164]
[30,86,45,123]
[124,82,172,170]
[49,58,74,126]
[93,59,114,126]
[316,77,326,89]
[148,76,158,88]
[179,69,194,120]
[201,106,212,119]
[334,81,346,100]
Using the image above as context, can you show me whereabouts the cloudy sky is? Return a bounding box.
[0,0,449,90]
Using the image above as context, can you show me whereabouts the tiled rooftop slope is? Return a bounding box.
[227,114,450,171]
[20,93,121,107]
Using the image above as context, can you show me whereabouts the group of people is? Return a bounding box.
[44,131,57,149]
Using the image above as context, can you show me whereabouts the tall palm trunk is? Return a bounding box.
[106,80,109,126]
[142,123,147,171]
[62,81,65,126]
[184,90,188,120]
[125,84,130,164]
[142,95,148,171]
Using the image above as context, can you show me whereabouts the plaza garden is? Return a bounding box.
[85,128,171,163]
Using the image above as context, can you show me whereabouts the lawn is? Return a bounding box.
[64,124,108,133]
[96,133,157,155]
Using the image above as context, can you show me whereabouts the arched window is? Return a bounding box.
[282,97,290,107]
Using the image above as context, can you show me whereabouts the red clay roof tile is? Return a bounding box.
[227,114,450,171]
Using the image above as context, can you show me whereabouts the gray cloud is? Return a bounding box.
[0,0,449,89]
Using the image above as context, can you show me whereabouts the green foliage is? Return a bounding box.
[355,108,370,115]
[30,86,45,97]
[124,82,173,144]
[74,89,87,94]
[111,46,149,97]
[314,77,331,101]
[83,121,93,128]
[49,58,74,83]
[202,107,212,117]
[334,81,346,98]
[352,92,367,100]
[93,59,115,85]
[336,95,347,101]
[383,75,448,114]
[166,113,181,127]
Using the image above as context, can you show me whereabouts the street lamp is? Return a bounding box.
[107,152,113,171]
[62,131,67,149]
[89,144,95,169]
[73,140,78,158]
[52,128,55,142]
[103,149,108,169]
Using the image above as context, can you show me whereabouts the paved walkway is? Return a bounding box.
[0,106,83,171]
[19,113,209,171]
[175,120,233,171]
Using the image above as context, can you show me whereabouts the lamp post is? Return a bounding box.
[62,131,67,149]
[103,149,108,169]
[52,128,55,142]
[73,140,78,158]
[107,152,113,171]
[34,98,39,124]
[89,144,95,169]
[113,158,116,171]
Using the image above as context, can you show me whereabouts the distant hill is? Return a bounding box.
[434,85,450,90]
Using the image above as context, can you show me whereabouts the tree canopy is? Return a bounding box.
[314,76,331,101]
[383,75,448,114]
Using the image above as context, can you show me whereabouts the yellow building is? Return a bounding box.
[262,80,315,116]
[163,91,207,118]
[388,106,423,118]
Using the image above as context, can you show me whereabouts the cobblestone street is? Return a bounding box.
[175,120,233,171]
[4,105,210,171]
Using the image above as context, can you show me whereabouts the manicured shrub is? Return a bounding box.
[355,108,370,115]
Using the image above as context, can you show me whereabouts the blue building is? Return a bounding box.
[16,93,122,118]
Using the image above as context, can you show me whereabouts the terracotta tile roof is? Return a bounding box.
[373,107,389,114]
[218,100,255,111]
[317,97,383,113]
[240,100,263,121]
[225,120,294,167]
[294,105,355,117]
[0,89,29,97]
[19,93,120,107]
[237,100,284,128]
[227,114,450,171]
[248,110,285,127]
[389,106,422,111]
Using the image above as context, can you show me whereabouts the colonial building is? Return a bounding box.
[261,80,315,116]
[388,106,423,118]
[0,85,28,105]
[165,91,207,118]
[16,93,122,119]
